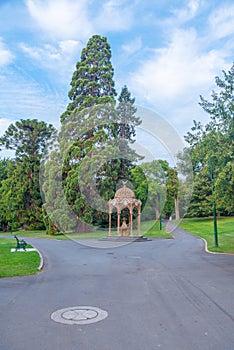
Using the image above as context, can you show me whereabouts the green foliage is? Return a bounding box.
[165,167,180,219]
[138,160,169,220]
[0,119,56,231]
[0,158,8,183]
[116,85,141,142]
[182,63,234,217]
[61,35,117,123]
[0,159,11,231]
[50,35,143,231]
[130,166,148,206]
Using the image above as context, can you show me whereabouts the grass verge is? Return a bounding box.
[140,220,173,238]
[178,217,234,254]
[0,238,41,278]
[1,220,173,239]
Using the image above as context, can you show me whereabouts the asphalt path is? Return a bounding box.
[0,223,234,350]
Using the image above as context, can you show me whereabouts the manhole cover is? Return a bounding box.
[51,306,108,325]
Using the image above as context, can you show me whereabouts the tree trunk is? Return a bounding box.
[77,219,93,233]
[0,222,9,232]
[175,197,180,220]
[154,196,160,220]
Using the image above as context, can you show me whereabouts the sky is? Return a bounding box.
[0,0,234,150]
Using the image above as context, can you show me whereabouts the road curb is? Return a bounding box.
[34,247,44,270]
[200,237,234,256]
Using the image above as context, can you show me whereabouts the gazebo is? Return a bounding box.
[108,181,142,237]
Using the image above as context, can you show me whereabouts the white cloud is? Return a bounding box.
[122,37,142,55]
[171,0,202,23]
[0,38,14,66]
[209,4,234,39]
[20,40,81,65]
[130,29,227,103]
[25,0,93,40]
[20,43,60,61]
[19,40,82,81]
[59,40,81,55]
[25,0,134,40]
[0,117,14,136]
[128,26,232,135]
[94,0,134,31]
[0,69,65,127]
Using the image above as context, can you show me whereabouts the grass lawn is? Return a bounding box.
[1,230,68,239]
[140,220,173,238]
[1,220,173,239]
[0,238,41,278]
[67,221,173,239]
[178,217,234,254]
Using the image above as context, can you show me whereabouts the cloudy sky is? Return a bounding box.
[0,0,234,144]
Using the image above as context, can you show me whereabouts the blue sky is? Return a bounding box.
[0,0,234,143]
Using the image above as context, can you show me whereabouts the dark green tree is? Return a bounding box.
[55,36,142,231]
[116,85,141,141]
[140,160,169,220]
[0,119,56,230]
[183,63,234,216]
[96,85,142,208]
[0,158,12,231]
[165,167,180,220]
[0,158,8,183]
[61,34,117,123]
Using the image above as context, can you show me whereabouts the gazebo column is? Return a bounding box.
[137,207,141,236]
[108,211,112,236]
[117,210,121,236]
[129,208,133,236]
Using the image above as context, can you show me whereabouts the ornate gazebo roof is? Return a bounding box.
[114,182,136,199]
[109,182,141,211]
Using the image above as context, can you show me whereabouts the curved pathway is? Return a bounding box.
[0,224,234,350]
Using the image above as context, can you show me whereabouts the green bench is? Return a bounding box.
[14,235,27,251]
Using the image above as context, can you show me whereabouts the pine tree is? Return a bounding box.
[116,85,141,141]
[60,35,117,123]
[58,35,118,231]
[0,119,56,230]
[44,36,142,231]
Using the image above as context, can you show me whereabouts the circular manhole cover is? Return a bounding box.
[51,306,108,325]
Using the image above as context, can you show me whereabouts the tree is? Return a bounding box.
[183,63,234,216]
[0,158,8,184]
[140,160,169,220]
[60,35,117,123]
[53,36,142,231]
[116,85,141,141]
[165,168,180,220]
[95,85,142,214]
[0,158,12,231]
[0,119,56,230]
[58,37,116,231]
[130,165,149,220]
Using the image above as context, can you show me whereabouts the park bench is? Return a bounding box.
[14,235,27,251]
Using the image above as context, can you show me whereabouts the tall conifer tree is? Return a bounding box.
[116,85,141,141]
[46,36,142,231]
[61,35,116,122]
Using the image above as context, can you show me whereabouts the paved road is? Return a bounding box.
[1,223,234,350]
